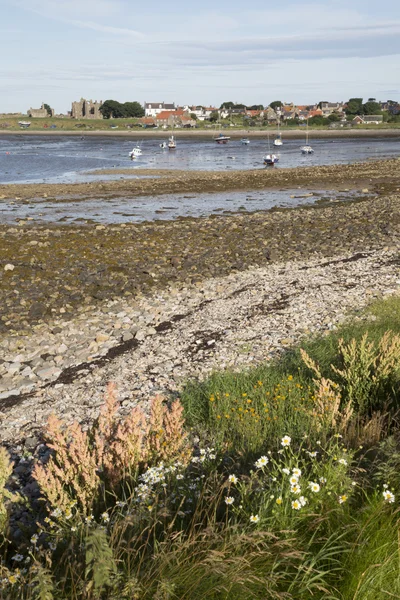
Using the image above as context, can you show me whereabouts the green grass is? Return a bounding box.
[181,296,400,454]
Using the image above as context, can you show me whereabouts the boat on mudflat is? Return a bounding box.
[129,146,142,159]
[263,153,279,166]
[214,133,231,144]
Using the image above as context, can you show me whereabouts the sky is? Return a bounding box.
[1,0,399,114]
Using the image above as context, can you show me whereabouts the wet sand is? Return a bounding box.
[1,158,399,201]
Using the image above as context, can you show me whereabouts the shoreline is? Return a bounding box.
[1,246,399,443]
[1,158,399,200]
[0,128,400,139]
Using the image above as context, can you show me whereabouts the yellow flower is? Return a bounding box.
[216,415,221,419]
[338,495,348,504]
[288,375,293,381]
[276,497,283,505]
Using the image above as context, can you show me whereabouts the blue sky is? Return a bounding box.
[1,0,399,113]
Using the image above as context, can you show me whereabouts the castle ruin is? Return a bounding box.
[27,103,55,118]
[71,98,103,119]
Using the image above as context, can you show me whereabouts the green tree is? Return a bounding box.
[190,113,198,120]
[123,101,144,118]
[247,104,264,110]
[345,98,363,116]
[209,111,219,122]
[269,101,282,110]
[220,101,235,109]
[43,103,52,117]
[362,101,381,115]
[327,112,341,122]
[99,100,127,119]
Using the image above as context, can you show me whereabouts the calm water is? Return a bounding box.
[0,134,399,184]
[0,134,395,224]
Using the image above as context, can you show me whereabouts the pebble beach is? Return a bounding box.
[0,156,400,445]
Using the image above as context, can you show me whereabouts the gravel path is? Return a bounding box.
[1,248,399,445]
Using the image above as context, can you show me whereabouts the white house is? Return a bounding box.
[183,106,217,121]
[144,102,176,117]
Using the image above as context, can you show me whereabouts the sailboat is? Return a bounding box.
[300,119,314,154]
[263,133,279,166]
[168,135,176,149]
[273,119,283,146]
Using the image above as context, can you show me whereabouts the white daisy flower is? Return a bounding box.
[225,496,235,505]
[291,484,301,495]
[308,482,320,493]
[338,458,348,466]
[338,495,348,504]
[11,554,24,562]
[228,474,238,484]
[299,496,308,506]
[291,499,301,510]
[292,468,302,477]
[281,435,291,447]
[383,490,395,503]
[282,468,290,475]
[255,456,269,469]
[289,475,299,486]
[249,514,260,523]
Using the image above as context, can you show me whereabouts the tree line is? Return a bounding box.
[99,100,144,119]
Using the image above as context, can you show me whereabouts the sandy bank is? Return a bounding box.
[1,158,399,201]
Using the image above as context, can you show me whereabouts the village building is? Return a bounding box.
[71,98,103,119]
[352,115,384,125]
[183,106,216,121]
[27,103,55,118]
[144,102,176,117]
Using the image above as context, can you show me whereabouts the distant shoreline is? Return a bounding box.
[0,128,400,139]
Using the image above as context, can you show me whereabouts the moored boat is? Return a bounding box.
[214,133,230,144]
[129,145,142,159]
[263,153,279,166]
[168,135,176,149]
[18,121,31,129]
[241,138,250,145]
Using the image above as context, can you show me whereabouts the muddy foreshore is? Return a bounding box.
[1,158,400,202]
[1,186,400,339]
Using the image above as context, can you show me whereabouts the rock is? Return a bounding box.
[28,302,48,320]
[36,367,62,380]
[122,332,134,342]
[4,263,15,271]
[96,333,110,343]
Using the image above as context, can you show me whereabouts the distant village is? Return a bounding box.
[2,97,400,128]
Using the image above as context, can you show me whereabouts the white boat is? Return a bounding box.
[160,141,167,149]
[18,121,31,128]
[263,153,279,166]
[264,133,279,166]
[241,138,250,145]
[300,120,314,154]
[168,135,176,149]
[301,145,314,155]
[129,145,142,159]
[214,133,230,144]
